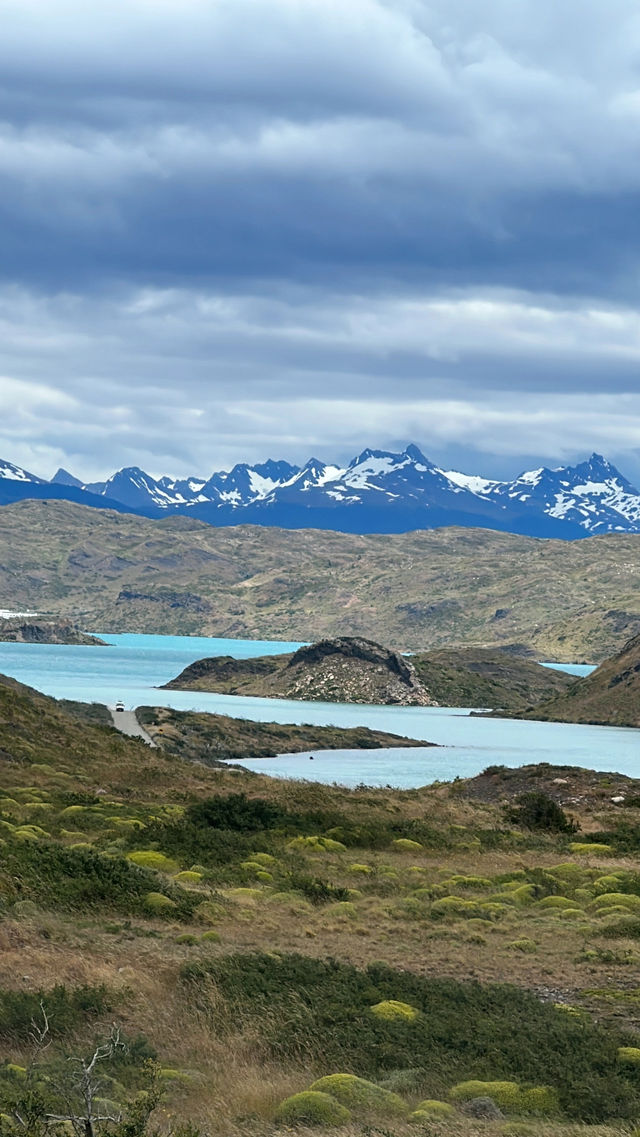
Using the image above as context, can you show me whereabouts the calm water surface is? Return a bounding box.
[0,634,631,789]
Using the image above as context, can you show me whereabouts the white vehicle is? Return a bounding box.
[115,700,125,712]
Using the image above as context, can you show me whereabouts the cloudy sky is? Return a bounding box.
[2,0,640,482]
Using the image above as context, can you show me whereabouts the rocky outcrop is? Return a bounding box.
[164,636,436,707]
[0,619,106,646]
[281,637,434,706]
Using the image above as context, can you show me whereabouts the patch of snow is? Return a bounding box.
[247,471,281,498]
[443,470,498,495]
[0,609,39,618]
[0,463,39,482]
[517,468,544,486]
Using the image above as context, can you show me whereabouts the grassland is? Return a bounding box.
[3,674,640,1136]
[2,499,640,659]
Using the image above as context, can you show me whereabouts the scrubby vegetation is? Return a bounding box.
[2,675,640,1136]
[181,952,640,1121]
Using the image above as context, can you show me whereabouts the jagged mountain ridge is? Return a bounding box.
[4,446,640,539]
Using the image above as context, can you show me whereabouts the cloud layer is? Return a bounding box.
[1,0,640,479]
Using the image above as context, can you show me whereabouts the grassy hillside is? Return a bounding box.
[136,705,432,762]
[4,675,640,1135]
[525,632,640,727]
[412,648,574,708]
[0,499,640,659]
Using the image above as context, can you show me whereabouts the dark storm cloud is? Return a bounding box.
[1,0,640,479]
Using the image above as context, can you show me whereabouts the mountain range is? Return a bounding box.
[2,446,640,539]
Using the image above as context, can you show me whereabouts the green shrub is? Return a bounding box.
[506,793,578,835]
[506,939,537,954]
[449,1080,557,1115]
[127,851,179,874]
[618,1047,640,1065]
[1,838,198,920]
[186,794,286,833]
[431,896,481,919]
[274,1091,351,1127]
[144,892,177,913]
[570,843,613,855]
[0,984,112,1041]
[289,876,350,905]
[174,871,203,884]
[538,896,578,910]
[370,1000,418,1021]
[392,839,423,852]
[309,1074,406,1116]
[592,893,640,912]
[411,1100,454,1119]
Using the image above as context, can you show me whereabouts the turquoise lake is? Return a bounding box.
[0,634,634,789]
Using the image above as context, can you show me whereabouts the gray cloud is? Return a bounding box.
[1,0,640,480]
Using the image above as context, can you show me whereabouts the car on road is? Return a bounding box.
[115,700,125,712]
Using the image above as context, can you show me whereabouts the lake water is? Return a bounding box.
[0,633,634,789]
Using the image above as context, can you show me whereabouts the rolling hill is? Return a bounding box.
[1,499,640,658]
[525,632,640,727]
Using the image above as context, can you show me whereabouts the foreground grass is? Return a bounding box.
[2,676,640,1134]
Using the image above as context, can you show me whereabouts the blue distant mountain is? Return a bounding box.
[4,447,640,540]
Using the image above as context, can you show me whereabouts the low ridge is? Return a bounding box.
[524,631,640,727]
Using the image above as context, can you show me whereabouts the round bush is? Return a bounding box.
[370,1000,418,1021]
[392,838,423,852]
[450,1080,521,1109]
[195,900,226,924]
[128,850,179,874]
[618,1047,640,1065]
[240,860,266,874]
[227,887,263,903]
[594,873,627,894]
[446,875,492,890]
[309,1074,406,1116]
[251,852,276,865]
[570,843,613,856]
[144,891,177,913]
[449,1080,556,1116]
[174,871,203,884]
[592,893,640,911]
[538,896,577,910]
[200,930,221,943]
[412,1100,454,1118]
[349,864,372,874]
[274,1091,351,1127]
[506,939,537,953]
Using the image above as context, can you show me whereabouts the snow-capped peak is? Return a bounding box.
[0,460,43,483]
